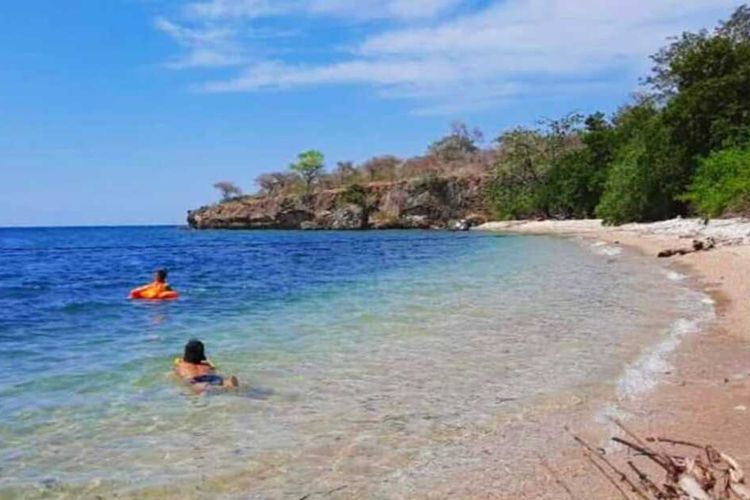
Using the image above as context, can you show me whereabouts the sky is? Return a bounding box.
[0,0,742,226]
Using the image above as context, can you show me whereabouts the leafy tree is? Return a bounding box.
[596,5,750,224]
[557,112,618,217]
[340,183,379,229]
[581,112,617,174]
[684,142,750,217]
[648,6,750,98]
[428,122,483,163]
[535,113,615,219]
[596,102,683,224]
[489,114,583,219]
[648,5,750,168]
[595,142,655,225]
[213,181,242,201]
[489,128,549,219]
[541,149,600,219]
[660,35,750,160]
[289,150,325,193]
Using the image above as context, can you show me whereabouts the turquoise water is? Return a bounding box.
[0,227,704,497]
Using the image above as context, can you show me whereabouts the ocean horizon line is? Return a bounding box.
[0,223,185,230]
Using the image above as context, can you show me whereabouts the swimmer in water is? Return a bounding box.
[174,339,239,393]
[129,268,178,300]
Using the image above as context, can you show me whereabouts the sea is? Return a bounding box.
[0,226,713,498]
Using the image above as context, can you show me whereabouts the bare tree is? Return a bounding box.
[213,181,242,201]
[362,155,401,182]
[255,172,298,195]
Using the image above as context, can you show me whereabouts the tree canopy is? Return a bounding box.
[290,150,325,192]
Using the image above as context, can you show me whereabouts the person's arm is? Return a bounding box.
[131,282,154,293]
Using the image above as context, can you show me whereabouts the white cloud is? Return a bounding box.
[158,0,742,113]
[154,17,245,68]
[184,0,292,19]
[306,0,462,20]
[182,0,461,20]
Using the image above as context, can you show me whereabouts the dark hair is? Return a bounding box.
[155,268,168,282]
[183,339,207,364]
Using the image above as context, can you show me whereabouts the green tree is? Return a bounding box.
[596,102,683,224]
[489,128,548,219]
[290,150,325,193]
[571,113,617,215]
[537,113,613,219]
[489,114,583,219]
[595,141,655,225]
[541,149,600,219]
[684,143,750,217]
[648,5,750,172]
[661,34,750,159]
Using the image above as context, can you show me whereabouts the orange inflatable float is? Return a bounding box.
[129,281,179,300]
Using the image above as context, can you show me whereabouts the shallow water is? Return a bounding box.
[0,227,708,497]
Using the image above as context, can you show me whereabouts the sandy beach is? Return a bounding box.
[471,218,750,499]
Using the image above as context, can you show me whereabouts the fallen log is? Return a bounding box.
[658,237,716,258]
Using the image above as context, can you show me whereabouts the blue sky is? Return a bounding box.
[0,0,740,226]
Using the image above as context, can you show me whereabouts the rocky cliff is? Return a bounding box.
[187,175,490,230]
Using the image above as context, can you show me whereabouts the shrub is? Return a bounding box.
[595,143,655,225]
[684,144,750,217]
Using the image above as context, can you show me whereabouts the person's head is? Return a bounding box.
[183,339,207,364]
[155,268,168,283]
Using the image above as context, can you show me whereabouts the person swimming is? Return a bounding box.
[174,339,238,392]
[129,268,179,300]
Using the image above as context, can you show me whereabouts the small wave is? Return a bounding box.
[591,245,622,257]
[664,270,687,281]
[589,240,622,256]
[595,297,713,439]
[615,291,715,400]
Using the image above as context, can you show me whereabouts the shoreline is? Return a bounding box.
[474,218,750,498]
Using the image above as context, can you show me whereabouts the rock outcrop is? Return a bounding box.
[187,175,490,230]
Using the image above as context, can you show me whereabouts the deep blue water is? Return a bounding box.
[0,227,504,380]
[0,226,702,496]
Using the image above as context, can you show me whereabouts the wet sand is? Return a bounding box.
[473,218,750,499]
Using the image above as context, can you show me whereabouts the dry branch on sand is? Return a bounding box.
[563,419,750,499]
[657,237,716,258]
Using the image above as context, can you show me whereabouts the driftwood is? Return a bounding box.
[658,238,716,258]
[567,418,750,499]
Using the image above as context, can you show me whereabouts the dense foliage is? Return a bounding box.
[684,144,750,217]
[220,5,750,224]
[489,5,750,223]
